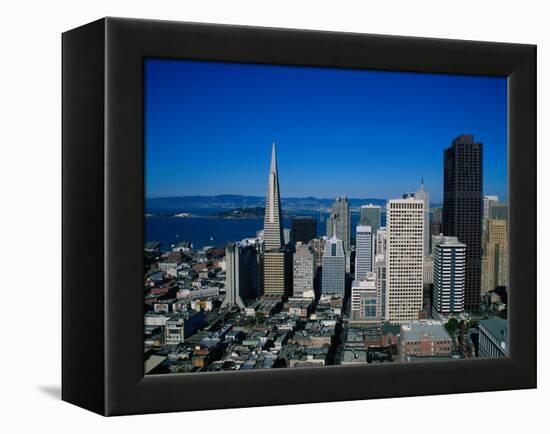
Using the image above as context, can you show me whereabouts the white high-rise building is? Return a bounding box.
[433,236,466,314]
[321,236,345,296]
[355,225,372,280]
[293,242,315,297]
[386,197,424,324]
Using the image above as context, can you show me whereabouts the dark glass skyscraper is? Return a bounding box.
[291,216,317,245]
[443,134,483,312]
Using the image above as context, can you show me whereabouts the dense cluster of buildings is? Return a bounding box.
[144,136,509,374]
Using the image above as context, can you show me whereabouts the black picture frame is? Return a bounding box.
[62,17,536,416]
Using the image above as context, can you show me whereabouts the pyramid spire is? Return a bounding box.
[263,141,284,250]
[270,141,278,174]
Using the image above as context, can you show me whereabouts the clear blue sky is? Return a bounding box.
[145,58,507,202]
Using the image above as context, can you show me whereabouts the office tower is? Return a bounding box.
[483,195,499,220]
[481,219,508,292]
[263,142,284,251]
[310,237,326,269]
[374,253,387,321]
[291,216,317,244]
[423,255,434,286]
[293,242,315,297]
[326,197,351,255]
[355,225,372,279]
[433,236,466,314]
[443,134,483,311]
[351,273,378,321]
[360,204,381,234]
[415,179,430,255]
[375,227,388,256]
[321,235,345,296]
[263,250,291,296]
[262,142,290,296]
[222,243,247,309]
[386,197,424,324]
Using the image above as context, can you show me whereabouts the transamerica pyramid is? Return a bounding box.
[263,142,284,251]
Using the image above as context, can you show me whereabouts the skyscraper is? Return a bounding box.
[321,235,346,296]
[291,216,317,245]
[433,236,466,314]
[360,204,381,234]
[481,219,508,292]
[222,243,247,309]
[360,204,381,266]
[386,197,424,324]
[263,142,284,251]
[293,242,315,297]
[354,225,372,280]
[443,134,483,311]
[263,250,291,296]
[327,197,351,255]
[415,179,430,255]
[262,142,291,296]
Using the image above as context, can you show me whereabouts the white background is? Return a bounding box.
[0,0,546,431]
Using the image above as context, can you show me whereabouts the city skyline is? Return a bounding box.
[145,59,507,202]
[144,60,509,375]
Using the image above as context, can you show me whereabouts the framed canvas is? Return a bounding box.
[62,17,536,416]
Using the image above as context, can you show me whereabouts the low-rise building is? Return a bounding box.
[399,320,452,361]
[164,311,206,345]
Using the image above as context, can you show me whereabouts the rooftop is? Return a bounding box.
[401,321,451,342]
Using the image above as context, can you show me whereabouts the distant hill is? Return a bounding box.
[145,195,388,213]
[215,207,265,219]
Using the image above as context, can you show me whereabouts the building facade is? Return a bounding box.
[360,204,381,233]
[481,218,508,292]
[262,142,290,296]
[327,197,351,255]
[321,236,346,296]
[291,216,317,245]
[351,273,378,321]
[355,224,372,280]
[293,242,315,297]
[222,242,261,309]
[443,134,483,311]
[478,318,509,358]
[399,321,453,361]
[433,236,466,314]
[386,197,424,324]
